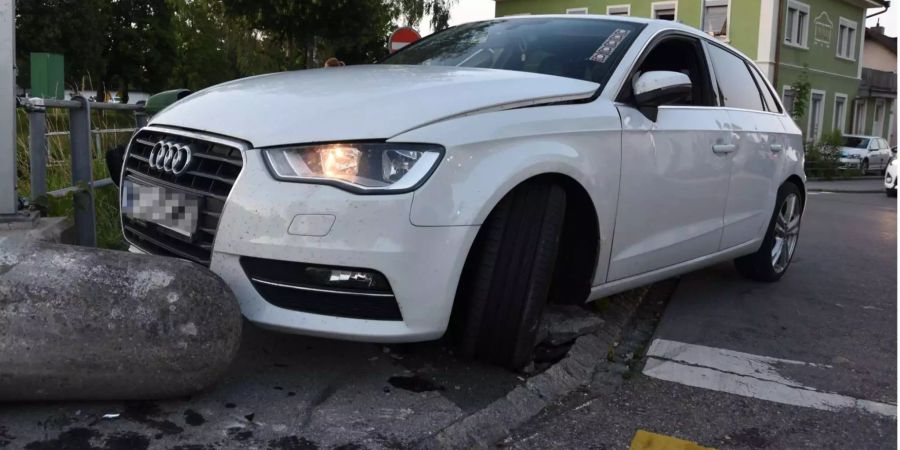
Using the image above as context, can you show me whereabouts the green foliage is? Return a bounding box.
[15,108,134,249]
[804,130,850,181]
[15,0,177,99]
[17,0,459,92]
[395,0,458,31]
[221,0,398,68]
[790,67,812,122]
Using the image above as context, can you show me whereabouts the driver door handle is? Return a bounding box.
[712,144,737,154]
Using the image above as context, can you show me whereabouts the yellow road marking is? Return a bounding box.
[629,430,716,450]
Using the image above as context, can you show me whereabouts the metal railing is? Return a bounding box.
[18,96,147,246]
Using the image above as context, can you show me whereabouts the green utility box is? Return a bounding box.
[30,53,65,99]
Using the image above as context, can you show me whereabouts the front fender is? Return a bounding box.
[391,103,622,228]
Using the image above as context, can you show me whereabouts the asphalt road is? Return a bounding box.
[507,191,897,449]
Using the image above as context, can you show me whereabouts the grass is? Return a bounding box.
[15,107,139,249]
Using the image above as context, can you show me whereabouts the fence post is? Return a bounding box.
[0,0,17,216]
[69,96,96,247]
[27,99,47,201]
[135,111,148,128]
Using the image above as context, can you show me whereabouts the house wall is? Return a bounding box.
[862,40,897,72]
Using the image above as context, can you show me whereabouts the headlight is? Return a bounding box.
[263,143,443,193]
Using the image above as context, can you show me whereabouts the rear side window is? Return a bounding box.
[748,64,782,113]
[707,44,765,111]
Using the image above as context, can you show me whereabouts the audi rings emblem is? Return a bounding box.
[148,141,194,175]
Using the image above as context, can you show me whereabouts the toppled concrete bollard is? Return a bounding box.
[0,237,242,401]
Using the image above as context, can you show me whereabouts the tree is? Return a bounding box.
[15,0,110,92]
[393,0,457,31]
[101,0,178,100]
[168,0,284,90]
[15,0,177,99]
[221,0,400,68]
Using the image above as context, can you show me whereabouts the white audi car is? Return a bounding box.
[119,16,805,369]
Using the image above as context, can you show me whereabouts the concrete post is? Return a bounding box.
[28,101,47,200]
[68,96,97,246]
[0,237,243,401]
[0,0,17,216]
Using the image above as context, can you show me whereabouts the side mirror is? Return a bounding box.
[633,71,692,107]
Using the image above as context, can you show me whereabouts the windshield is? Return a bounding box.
[382,18,644,85]
[843,137,870,149]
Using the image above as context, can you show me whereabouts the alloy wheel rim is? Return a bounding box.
[771,193,801,273]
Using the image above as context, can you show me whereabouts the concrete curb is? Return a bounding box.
[807,188,885,194]
[414,288,650,450]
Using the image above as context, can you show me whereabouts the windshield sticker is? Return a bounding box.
[589,28,631,63]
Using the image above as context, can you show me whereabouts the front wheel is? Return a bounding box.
[887,188,897,198]
[734,183,803,282]
[453,181,566,370]
[861,159,870,175]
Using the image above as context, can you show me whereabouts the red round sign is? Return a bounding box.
[389,27,421,53]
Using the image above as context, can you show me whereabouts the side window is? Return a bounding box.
[748,64,782,113]
[707,44,765,111]
[619,36,716,106]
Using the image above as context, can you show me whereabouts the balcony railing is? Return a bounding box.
[860,68,897,97]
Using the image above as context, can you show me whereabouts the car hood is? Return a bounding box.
[149,65,599,147]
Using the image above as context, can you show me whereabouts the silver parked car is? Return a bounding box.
[839,135,893,174]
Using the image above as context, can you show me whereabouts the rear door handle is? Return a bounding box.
[712,144,737,154]
[770,144,783,153]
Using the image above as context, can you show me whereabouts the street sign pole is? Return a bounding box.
[0,0,18,217]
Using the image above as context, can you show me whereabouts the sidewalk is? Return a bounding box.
[806,177,885,193]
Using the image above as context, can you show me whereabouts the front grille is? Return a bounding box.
[122,129,243,266]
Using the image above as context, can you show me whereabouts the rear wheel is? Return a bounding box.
[454,180,566,370]
[734,183,803,282]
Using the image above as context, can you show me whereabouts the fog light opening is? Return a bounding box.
[303,266,391,293]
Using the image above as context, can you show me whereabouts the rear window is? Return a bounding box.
[843,137,870,148]
[383,18,644,85]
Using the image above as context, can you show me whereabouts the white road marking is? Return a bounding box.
[643,339,896,418]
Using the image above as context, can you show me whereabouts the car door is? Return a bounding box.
[867,139,880,169]
[705,43,786,249]
[879,139,889,169]
[608,34,732,281]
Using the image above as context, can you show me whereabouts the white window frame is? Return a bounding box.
[853,99,867,135]
[833,93,848,133]
[835,17,857,61]
[566,7,589,14]
[873,99,886,137]
[606,4,631,16]
[807,89,826,140]
[651,1,678,21]
[782,85,797,117]
[784,0,810,49]
[703,0,731,41]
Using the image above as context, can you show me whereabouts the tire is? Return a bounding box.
[861,159,869,175]
[887,188,897,198]
[454,181,567,370]
[734,182,803,282]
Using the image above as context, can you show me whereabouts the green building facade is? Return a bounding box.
[494,0,892,142]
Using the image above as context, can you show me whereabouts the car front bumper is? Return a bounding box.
[203,149,478,342]
[838,157,862,169]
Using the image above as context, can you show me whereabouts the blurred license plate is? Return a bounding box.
[122,178,201,238]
